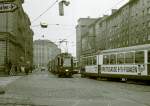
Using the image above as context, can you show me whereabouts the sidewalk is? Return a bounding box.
[0,76,22,94]
[0,76,22,86]
[0,69,36,94]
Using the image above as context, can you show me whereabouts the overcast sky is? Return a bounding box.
[23,0,129,56]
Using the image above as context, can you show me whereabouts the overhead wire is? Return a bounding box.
[31,24,75,28]
[31,0,59,23]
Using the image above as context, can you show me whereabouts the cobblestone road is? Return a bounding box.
[0,70,150,106]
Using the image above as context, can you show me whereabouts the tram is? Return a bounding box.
[81,44,150,80]
[49,53,74,77]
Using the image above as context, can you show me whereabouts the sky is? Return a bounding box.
[23,0,129,57]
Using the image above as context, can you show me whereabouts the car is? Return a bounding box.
[41,67,46,71]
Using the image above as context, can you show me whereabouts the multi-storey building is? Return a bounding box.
[76,18,97,62]
[97,0,150,50]
[33,40,61,67]
[81,20,97,56]
[0,0,33,74]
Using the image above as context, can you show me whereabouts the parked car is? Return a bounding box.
[41,67,46,71]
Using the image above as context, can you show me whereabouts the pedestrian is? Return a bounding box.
[7,60,12,75]
[25,61,30,75]
[25,64,29,75]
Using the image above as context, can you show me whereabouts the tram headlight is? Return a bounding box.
[65,69,69,72]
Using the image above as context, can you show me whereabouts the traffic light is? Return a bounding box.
[59,1,64,16]
[59,0,70,16]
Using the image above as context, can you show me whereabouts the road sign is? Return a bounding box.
[0,3,17,13]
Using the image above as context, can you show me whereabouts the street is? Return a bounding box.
[0,70,150,106]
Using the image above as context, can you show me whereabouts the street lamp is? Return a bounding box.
[40,22,48,28]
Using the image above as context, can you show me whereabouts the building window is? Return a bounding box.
[142,10,145,16]
[148,21,150,27]
[136,38,139,44]
[99,23,102,27]
[109,38,112,41]
[126,40,129,45]
[148,35,150,40]
[148,7,150,14]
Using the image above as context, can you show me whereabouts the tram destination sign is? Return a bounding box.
[0,3,17,13]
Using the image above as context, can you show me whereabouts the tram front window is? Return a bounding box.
[63,58,71,67]
[135,51,144,63]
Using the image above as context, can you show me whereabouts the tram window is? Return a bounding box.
[88,57,92,65]
[86,58,89,65]
[57,58,60,65]
[93,56,96,65]
[117,53,124,64]
[110,54,116,64]
[86,58,88,65]
[125,52,134,63]
[148,51,150,63]
[82,58,86,66]
[82,60,85,66]
[135,51,144,63]
[103,55,109,64]
[61,58,63,66]
[89,57,92,65]
[71,58,73,67]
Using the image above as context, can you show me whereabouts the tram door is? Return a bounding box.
[148,51,150,75]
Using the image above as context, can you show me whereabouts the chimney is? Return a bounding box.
[112,9,117,14]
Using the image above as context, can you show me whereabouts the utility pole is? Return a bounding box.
[58,39,68,53]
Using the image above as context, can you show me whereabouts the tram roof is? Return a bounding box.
[57,52,72,57]
[98,44,150,54]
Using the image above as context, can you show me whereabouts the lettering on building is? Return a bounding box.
[0,3,17,13]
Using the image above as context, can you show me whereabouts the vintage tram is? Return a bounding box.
[49,53,74,77]
[81,44,150,81]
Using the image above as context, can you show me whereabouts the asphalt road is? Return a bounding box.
[0,70,150,106]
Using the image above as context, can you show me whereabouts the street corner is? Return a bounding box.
[0,76,22,87]
[0,86,6,94]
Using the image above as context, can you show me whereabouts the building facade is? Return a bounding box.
[0,0,33,74]
[95,0,150,50]
[33,40,61,67]
[76,18,97,62]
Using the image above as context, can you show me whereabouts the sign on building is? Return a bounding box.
[0,3,17,13]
